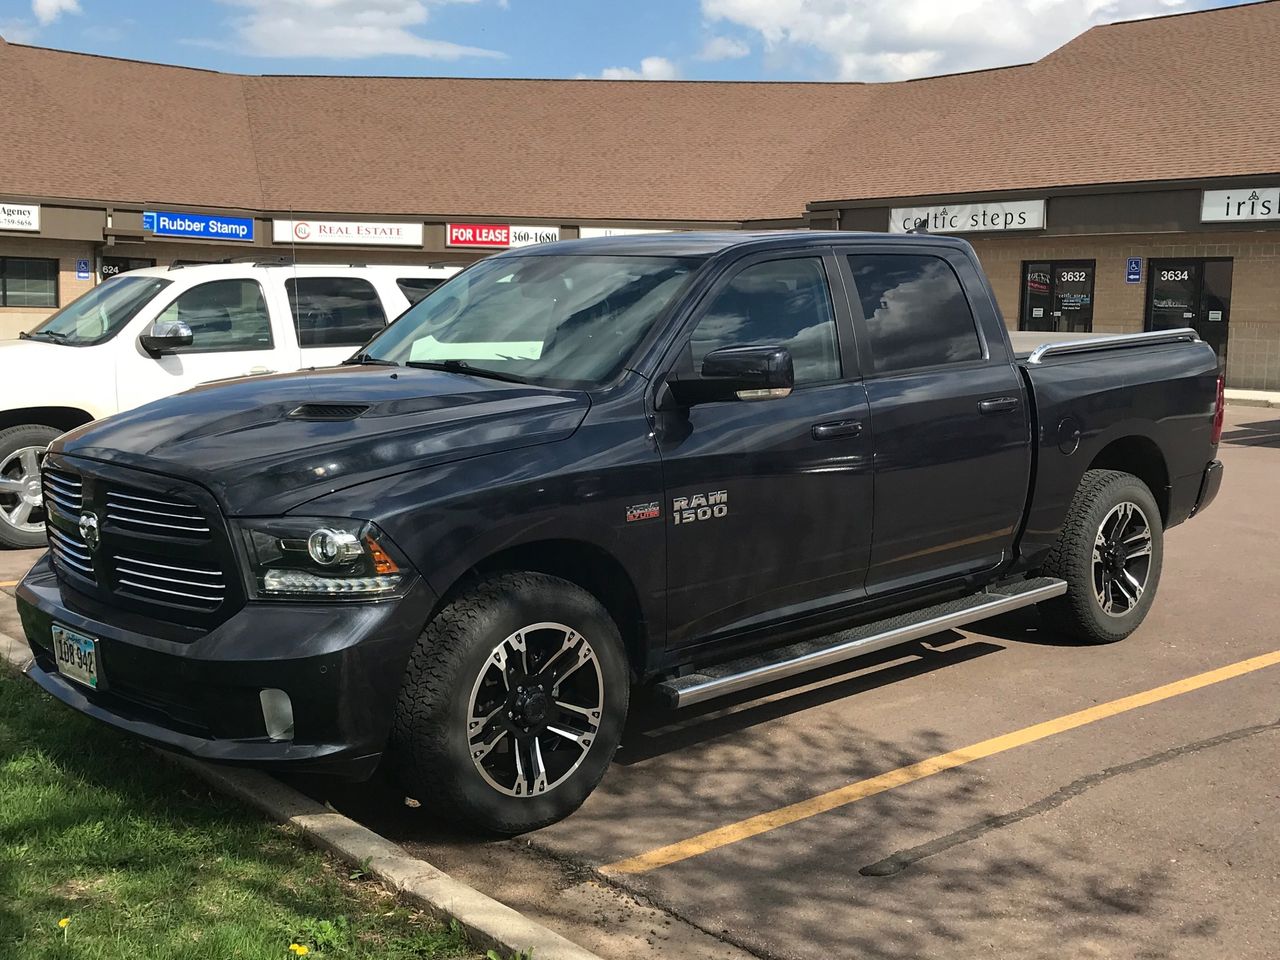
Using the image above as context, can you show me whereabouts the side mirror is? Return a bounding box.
[666,344,795,407]
[140,318,193,357]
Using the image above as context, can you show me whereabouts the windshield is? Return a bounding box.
[361,255,701,386]
[26,275,172,346]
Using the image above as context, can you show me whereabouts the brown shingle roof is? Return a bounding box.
[1,0,1277,222]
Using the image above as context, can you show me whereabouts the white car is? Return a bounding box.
[0,260,462,547]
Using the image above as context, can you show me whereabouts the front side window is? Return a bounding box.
[689,257,840,385]
[1,257,58,308]
[286,276,387,348]
[847,254,982,374]
[364,255,700,387]
[24,274,171,346]
[156,279,273,352]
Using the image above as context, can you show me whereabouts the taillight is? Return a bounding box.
[1210,374,1225,445]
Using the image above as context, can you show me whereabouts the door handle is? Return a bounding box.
[978,396,1020,415]
[811,419,863,441]
[247,366,276,376]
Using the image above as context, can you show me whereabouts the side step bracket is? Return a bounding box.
[654,577,1067,708]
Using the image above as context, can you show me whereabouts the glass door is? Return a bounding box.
[1019,260,1095,332]
[1146,259,1232,369]
[1020,263,1054,331]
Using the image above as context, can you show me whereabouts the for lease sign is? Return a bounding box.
[447,223,561,248]
[0,203,40,232]
[272,219,424,246]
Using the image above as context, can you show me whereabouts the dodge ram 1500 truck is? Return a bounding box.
[16,232,1224,834]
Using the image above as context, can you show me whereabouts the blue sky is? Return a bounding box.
[0,0,1254,83]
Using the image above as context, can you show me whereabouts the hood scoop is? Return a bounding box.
[287,403,370,421]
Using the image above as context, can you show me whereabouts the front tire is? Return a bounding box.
[390,572,630,834]
[1038,469,1164,644]
[0,424,59,549]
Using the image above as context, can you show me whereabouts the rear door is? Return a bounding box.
[656,249,874,647]
[838,246,1030,594]
[284,275,391,368]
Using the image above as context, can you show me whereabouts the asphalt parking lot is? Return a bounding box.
[3,404,1277,960]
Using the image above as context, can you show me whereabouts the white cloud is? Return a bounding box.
[1,19,39,42]
[31,0,80,26]
[600,55,680,80]
[697,34,751,60]
[219,0,505,60]
[701,0,1188,80]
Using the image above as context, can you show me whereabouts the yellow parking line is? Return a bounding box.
[603,649,1280,875]
[0,581,18,588]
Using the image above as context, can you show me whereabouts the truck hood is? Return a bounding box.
[53,365,590,516]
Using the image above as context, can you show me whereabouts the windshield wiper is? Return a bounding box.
[404,359,530,384]
[342,352,399,366]
[19,329,68,343]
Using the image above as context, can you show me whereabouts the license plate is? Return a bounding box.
[51,624,100,689]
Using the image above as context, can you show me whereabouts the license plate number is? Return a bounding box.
[51,624,100,689]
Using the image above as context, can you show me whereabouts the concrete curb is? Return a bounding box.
[0,627,604,960]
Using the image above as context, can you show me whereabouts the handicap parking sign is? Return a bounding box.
[76,258,91,280]
[1126,257,1142,284]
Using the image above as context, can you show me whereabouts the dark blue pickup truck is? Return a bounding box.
[16,231,1224,833]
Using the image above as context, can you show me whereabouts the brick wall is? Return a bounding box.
[0,237,96,340]
[970,231,1280,389]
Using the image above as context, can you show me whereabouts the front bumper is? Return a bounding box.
[1192,459,1224,517]
[17,555,435,779]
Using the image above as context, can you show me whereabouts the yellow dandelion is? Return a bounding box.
[295,947,310,956]
[58,918,71,929]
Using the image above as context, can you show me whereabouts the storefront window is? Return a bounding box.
[0,257,58,308]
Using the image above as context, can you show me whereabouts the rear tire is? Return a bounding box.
[390,572,629,835]
[0,424,59,549]
[1037,469,1163,644]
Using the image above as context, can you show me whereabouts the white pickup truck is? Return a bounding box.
[0,261,461,547]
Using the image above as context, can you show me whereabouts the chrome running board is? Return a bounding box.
[655,577,1068,708]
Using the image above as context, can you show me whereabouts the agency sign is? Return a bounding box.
[273,219,424,246]
[889,199,1046,234]
[0,203,40,232]
[446,223,561,248]
[1201,187,1280,223]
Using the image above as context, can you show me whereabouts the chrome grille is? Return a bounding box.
[105,488,211,538]
[112,552,226,611]
[47,523,97,584]
[41,469,83,517]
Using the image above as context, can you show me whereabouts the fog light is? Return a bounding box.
[260,688,295,741]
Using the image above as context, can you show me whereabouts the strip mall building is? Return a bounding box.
[2,1,1278,385]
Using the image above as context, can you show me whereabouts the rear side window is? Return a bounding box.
[397,277,444,305]
[156,279,273,352]
[286,276,388,348]
[846,254,982,374]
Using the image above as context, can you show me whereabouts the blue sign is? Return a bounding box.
[75,258,91,280]
[1126,257,1142,284]
[143,210,254,242]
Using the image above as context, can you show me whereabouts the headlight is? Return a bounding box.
[236,518,411,600]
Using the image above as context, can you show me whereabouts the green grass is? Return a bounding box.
[0,667,480,960]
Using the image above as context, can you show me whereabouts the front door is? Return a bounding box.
[116,277,298,412]
[1146,258,1232,369]
[657,251,873,647]
[1019,260,1096,332]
